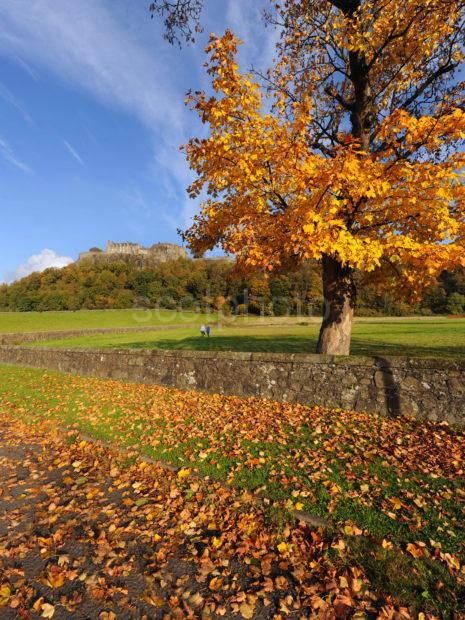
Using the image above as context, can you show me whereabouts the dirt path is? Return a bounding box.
[0,420,266,619]
[0,424,179,619]
[0,418,347,620]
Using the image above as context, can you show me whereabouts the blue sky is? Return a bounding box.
[0,0,277,282]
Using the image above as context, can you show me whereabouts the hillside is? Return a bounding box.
[0,256,464,316]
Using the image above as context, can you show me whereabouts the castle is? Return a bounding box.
[77,241,188,264]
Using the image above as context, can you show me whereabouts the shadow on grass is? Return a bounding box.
[113,335,465,358]
[348,536,465,616]
[117,335,318,354]
[352,338,465,359]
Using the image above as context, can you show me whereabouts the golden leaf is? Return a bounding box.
[209,577,223,591]
[277,541,288,553]
[0,586,11,608]
[239,603,255,619]
[41,603,55,618]
[177,467,191,480]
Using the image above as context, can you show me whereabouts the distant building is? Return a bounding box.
[77,240,188,264]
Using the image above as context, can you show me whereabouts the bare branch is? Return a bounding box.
[149,0,203,45]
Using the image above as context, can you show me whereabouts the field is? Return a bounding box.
[0,363,464,616]
[0,308,212,333]
[29,316,465,359]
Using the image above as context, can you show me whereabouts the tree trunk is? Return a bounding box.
[317,255,356,355]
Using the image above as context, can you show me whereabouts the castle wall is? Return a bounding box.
[106,241,150,256]
[77,241,188,264]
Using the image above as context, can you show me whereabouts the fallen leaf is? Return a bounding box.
[240,602,255,618]
[209,577,223,591]
[42,603,55,618]
[0,586,10,608]
[177,467,191,480]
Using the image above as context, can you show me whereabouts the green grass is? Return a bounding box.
[31,317,465,358]
[1,363,464,615]
[0,308,213,333]
[0,364,462,555]
[347,537,465,615]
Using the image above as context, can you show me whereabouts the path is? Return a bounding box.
[0,418,333,620]
[0,423,179,619]
[0,420,258,619]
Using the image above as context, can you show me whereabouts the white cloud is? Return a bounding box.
[0,0,186,134]
[0,136,32,173]
[63,140,84,166]
[11,52,39,82]
[3,249,73,283]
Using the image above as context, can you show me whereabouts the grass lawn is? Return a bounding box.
[0,308,213,333]
[0,364,464,615]
[31,317,465,359]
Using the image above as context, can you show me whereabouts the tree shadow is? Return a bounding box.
[116,334,318,354]
[114,334,464,359]
[373,356,401,417]
[352,338,465,359]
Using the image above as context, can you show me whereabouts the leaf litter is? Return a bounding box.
[0,365,464,617]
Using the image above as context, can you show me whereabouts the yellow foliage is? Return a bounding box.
[177,467,191,480]
[277,541,288,553]
[182,5,465,296]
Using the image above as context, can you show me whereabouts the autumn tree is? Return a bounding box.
[167,0,465,354]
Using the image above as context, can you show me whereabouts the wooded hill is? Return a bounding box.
[1,258,464,316]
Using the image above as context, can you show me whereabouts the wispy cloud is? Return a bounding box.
[0,0,280,233]
[0,0,185,133]
[11,52,39,81]
[226,0,278,73]
[3,248,72,283]
[63,140,84,166]
[0,81,34,125]
[0,0,195,223]
[0,136,32,173]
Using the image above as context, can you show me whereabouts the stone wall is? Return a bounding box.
[78,241,187,265]
[0,346,463,424]
[0,323,201,345]
[106,241,149,255]
[147,243,187,261]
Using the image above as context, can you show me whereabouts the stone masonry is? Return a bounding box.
[0,346,463,425]
[78,241,187,264]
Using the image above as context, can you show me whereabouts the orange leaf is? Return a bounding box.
[209,577,223,591]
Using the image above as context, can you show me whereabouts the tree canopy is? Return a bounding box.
[1,256,463,316]
[168,0,465,353]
